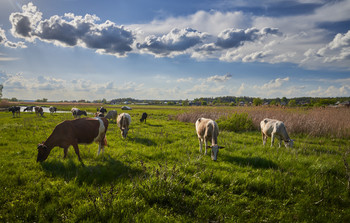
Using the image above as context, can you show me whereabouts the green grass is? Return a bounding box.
[0,105,350,222]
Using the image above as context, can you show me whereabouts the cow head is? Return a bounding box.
[121,128,129,139]
[37,143,49,162]
[208,145,224,161]
[284,139,294,148]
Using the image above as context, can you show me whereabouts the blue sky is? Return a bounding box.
[0,0,349,101]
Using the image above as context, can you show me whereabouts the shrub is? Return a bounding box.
[216,113,255,132]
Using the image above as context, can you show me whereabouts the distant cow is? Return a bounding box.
[35,106,44,117]
[94,112,105,117]
[9,106,20,117]
[117,113,131,138]
[195,117,224,161]
[71,108,87,119]
[37,117,109,162]
[105,110,118,123]
[49,106,57,114]
[140,112,148,123]
[98,107,107,114]
[24,106,34,112]
[260,118,294,148]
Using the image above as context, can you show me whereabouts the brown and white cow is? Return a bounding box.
[117,113,131,138]
[195,117,224,161]
[37,117,108,162]
[35,106,44,117]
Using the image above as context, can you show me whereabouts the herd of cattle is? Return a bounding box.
[8,105,293,162]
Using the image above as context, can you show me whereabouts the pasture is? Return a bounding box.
[0,104,349,222]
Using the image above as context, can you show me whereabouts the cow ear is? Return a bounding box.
[218,146,225,149]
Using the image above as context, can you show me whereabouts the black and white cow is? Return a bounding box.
[9,106,20,117]
[71,108,87,119]
[49,106,57,114]
[24,106,34,112]
[98,107,107,114]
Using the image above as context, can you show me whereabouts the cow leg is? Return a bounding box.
[72,143,82,162]
[278,136,282,148]
[271,133,275,147]
[198,138,203,153]
[262,132,266,146]
[204,138,208,155]
[97,142,104,155]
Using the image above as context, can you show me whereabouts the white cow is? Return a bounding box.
[195,118,224,161]
[260,118,294,148]
[117,113,131,138]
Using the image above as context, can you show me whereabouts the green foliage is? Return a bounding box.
[0,105,349,222]
[217,112,255,132]
[253,98,263,106]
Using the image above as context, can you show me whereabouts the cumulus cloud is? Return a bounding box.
[307,85,350,97]
[9,3,134,57]
[0,27,26,48]
[216,27,280,49]
[257,77,290,90]
[137,28,208,57]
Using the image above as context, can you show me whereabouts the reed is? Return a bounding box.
[173,106,350,138]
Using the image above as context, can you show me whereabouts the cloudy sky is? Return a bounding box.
[0,0,349,101]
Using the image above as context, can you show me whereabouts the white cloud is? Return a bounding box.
[259,77,290,90]
[176,77,193,83]
[0,27,26,48]
[206,74,232,82]
[9,3,134,57]
[137,28,208,57]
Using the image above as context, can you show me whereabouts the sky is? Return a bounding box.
[0,0,349,101]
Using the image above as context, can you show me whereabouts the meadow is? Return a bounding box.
[0,104,349,222]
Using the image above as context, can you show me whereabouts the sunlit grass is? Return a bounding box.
[0,105,349,222]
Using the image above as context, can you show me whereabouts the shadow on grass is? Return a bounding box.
[147,124,163,127]
[130,136,158,146]
[40,155,141,185]
[223,155,278,169]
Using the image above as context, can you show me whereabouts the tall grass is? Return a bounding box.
[173,106,350,138]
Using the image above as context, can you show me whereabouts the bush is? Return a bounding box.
[216,112,255,132]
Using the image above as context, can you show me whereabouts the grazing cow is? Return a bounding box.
[105,110,118,123]
[117,113,131,138]
[195,118,224,161]
[34,106,44,117]
[9,106,20,117]
[94,112,105,117]
[24,106,34,112]
[260,118,294,148]
[140,112,148,123]
[49,106,57,114]
[71,108,87,119]
[37,117,109,162]
[98,107,107,114]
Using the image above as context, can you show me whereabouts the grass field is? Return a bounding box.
[0,105,350,222]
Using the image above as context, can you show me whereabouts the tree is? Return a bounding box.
[288,99,297,107]
[253,98,263,106]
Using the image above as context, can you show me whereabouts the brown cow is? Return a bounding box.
[37,117,108,162]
